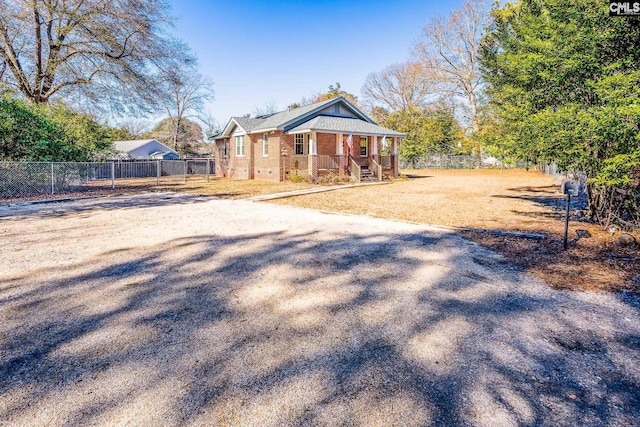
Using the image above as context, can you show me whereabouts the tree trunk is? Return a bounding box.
[468,89,482,169]
[173,117,181,153]
[32,3,42,103]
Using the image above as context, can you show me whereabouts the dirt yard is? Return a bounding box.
[1,193,639,426]
[270,169,640,295]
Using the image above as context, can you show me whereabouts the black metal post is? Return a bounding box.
[563,193,571,250]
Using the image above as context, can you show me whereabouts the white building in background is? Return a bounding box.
[111,139,179,160]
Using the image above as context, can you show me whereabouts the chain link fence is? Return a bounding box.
[0,159,214,199]
[400,154,531,169]
[398,155,588,191]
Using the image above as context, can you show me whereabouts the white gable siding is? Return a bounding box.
[231,125,246,136]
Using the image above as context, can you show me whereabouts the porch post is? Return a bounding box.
[309,131,317,155]
[391,137,399,178]
[337,133,345,178]
[371,135,379,162]
[308,131,318,181]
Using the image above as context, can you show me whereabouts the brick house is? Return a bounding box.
[212,96,405,182]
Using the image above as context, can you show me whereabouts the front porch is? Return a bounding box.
[283,131,400,182]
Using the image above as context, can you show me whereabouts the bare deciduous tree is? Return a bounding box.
[0,0,191,113]
[119,119,151,139]
[361,62,434,113]
[414,0,488,162]
[197,110,222,140]
[253,99,279,117]
[160,67,213,152]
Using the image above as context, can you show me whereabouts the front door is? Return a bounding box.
[356,135,369,166]
[343,135,369,165]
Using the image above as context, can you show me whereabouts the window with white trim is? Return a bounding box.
[295,134,306,155]
[235,135,245,156]
[360,136,368,156]
[262,133,269,156]
[222,140,228,158]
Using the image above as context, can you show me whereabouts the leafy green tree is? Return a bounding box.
[0,97,111,161]
[0,97,56,159]
[481,0,640,226]
[144,117,205,156]
[108,127,136,142]
[384,108,428,164]
[298,82,359,106]
[328,83,357,103]
[383,106,465,166]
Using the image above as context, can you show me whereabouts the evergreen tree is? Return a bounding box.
[481,0,640,226]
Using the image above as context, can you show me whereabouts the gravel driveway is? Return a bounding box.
[1,192,639,426]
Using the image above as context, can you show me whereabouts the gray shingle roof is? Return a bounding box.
[111,139,178,154]
[252,98,341,130]
[287,116,406,137]
[219,98,342,138]
[111,139,160,153]
[217,97,404,139]
[231,117,264,132]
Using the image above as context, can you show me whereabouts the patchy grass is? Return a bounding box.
[270,169,639,295]
[153,177,314,199]
[272,169,564,229]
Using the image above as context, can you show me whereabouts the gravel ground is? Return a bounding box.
[1,192,639,426]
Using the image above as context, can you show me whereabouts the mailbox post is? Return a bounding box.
[562,180,579,250]
[281,148,288,182]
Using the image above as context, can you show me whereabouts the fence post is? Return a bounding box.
[51,162,55,194]
[111,161,115,189]
[184,160,187,183]
[206,159,210,182]
[157,160,161,185]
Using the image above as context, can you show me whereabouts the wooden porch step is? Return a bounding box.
[360,167,377,182]
[359,167,390,182]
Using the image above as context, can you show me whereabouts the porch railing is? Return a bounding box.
[368,157,383,182]
[318,155,340,170]
[289,156,309,172]
[290,155,308,171]
[348,157,360,183]
[380,155,392,168]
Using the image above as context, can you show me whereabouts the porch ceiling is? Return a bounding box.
[287,116,406,138]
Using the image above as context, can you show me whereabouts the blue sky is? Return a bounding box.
[170,0,464,125]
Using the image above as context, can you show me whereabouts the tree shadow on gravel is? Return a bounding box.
[0,192,215,220]
[404,174,433,179]
[1,229,639,426]
[495,186,589,214]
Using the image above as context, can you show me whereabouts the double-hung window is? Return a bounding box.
[221,140,228,158]
[235,135,245,157]
[262,133,269,156]
[360,136,368,156]
[295,134,306,155]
